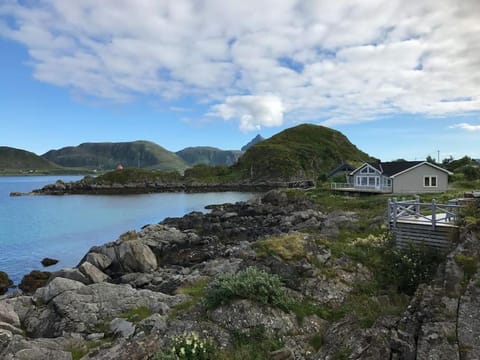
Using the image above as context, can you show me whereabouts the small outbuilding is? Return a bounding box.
[116,163,124,170]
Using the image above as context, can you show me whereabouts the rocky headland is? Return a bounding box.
[10,178,315,196]
[1,190,479,359]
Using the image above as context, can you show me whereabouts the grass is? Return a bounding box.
[216,326,284,360]
[255,233,307,261]
[454,254,479,283]
[169,277,210,318]
[118,306,152,323]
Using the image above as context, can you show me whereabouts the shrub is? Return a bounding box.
[204,267,291,311]
[154,332,215,360]
[376,243,444,295]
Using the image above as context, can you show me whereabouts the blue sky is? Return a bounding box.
[1,1,479,161]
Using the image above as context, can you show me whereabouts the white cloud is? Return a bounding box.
[449,123,480,132]
[1,0,480,130]
[212,95,284,131]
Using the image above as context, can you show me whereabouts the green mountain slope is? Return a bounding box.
[176,147,243,166]
[0,146,61,171]
[235,124,372,181]
[43,141,188,172]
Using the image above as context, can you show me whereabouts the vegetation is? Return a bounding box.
[42,140,188,172]
[176,147,242,167]
[118,306,152,323]
[183,164,241,183]
[0,146,63,173]
[234,124,372,181]
[92,168,182,185]
[170,277,210,318]
[204,267,291,311]
[154,332,215,360]
[255,233,306,261]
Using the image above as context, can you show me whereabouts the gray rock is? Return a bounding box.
[138,313,167,333]
[4,347,72,360]
[79,262,110,283]
[0,329,12,351]
[270,347,295,360]
[0,302,20,327]
[84,253,112,271]
[118,240,158,273]
[33,277,85,304]
[86,332,104,341]
[0,322,23,336]
[48,268,90,285]
[109,318,135,338]
[210,299,296,336]
[458,271,480,359]
[25,282,181,337]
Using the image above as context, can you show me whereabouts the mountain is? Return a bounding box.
[241,134,264,151]
[235,124,372,181]
[0,146,61,172]
[43,141,188,172]
[176,147,243,166]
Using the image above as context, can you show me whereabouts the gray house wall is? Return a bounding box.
[392,164,449,193]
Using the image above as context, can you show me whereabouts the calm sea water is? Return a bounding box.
[0,176,256,285]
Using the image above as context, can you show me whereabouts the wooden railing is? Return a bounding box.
[331,182,392,192]
[387,196,464,230]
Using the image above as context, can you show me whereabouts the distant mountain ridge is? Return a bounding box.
[241,134,264,151]
[42,141,188,172]
[176,146,243,166]
[0,146,61,171]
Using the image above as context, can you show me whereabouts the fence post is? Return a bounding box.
[387,198,391,230]
[431,199,436,230]
[415,195,420,217]
[392,197,397,229]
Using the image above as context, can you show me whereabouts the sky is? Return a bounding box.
[0,0,479,161]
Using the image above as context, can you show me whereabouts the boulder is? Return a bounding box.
[48,268,90,285]
[41,258,59,267]
[19,271,50,295]
[0,302,20,328]
[33,277,86,304]
[117,240,158,273]
[84,252,112,271]
[23,282,181,337]
[110,318,135,338]
[78,262,110,283]
[0,272,13,295]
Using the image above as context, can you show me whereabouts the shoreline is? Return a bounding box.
[10,179,315,196]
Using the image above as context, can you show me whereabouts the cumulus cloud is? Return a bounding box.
[449,123,480,131]
[212,95,284,131]
[1,0,480,129]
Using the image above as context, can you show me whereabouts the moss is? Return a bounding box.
[169,277,210,318]
[118,306,152,323]
[309,332,324,351]
[333,345,352,360]
[454,254,479,282]
[255,233,307,261]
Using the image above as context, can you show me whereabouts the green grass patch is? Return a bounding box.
[309,332,324,351]
[454,254,479,283]
[118,306,152,323]
[255,233,306,261]
[169,277,210,318]
[217,326,284,360]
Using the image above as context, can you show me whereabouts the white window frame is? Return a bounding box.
[423,175,438,188]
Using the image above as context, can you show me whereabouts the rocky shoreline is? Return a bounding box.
[1,190,479,359]
[10,178,315,196]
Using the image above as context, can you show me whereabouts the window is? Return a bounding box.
[424,176,438,187]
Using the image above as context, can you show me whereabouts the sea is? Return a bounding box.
[0,176,256,286]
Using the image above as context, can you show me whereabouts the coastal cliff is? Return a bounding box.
[1,190,478,359]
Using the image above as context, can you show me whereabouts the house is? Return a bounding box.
[327,162,356,179]
[332,161,452,194]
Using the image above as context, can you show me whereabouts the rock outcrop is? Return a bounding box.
[1,190,478,359]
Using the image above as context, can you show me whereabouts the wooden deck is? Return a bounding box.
[331,182,392,194]
[387,197,463,250]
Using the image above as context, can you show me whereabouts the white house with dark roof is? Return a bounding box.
[331,161,452,194]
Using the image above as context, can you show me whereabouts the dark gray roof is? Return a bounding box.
[372,161,423,176]
[328,162,356,178]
